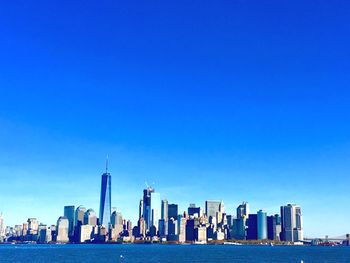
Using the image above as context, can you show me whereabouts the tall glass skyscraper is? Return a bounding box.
[99,162,111,228]
[63,206,75,237]
[280,204,303,242]
[257,210,267,240]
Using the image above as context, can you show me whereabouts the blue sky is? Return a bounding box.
[0,0,349,237]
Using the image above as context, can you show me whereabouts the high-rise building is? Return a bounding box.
[38,224,52,243]
[64,206,75,237]
[139,199,143,219]
[257,210,267,240]
[161,199,168,221]
[246,214,257,240]
[168,204,178,220]
[27,218,39,235]
[99,160,112,228]
[205,200,221,220]
[188,204,201,217]
[186,218,196,242]
[237,202,249,219]
[75,206,86,226]
[195,226,207,242]
[142,187,154,230]
[178,217,187,243]
[84,209,97,226]
[111,211,123,227]
[158,219,167,237]
[167,218,178,240]
[56,216,69,243]
[280,204,303,242]
[267,214,281,241]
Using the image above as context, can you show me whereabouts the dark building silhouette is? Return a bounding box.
[246,214,257,240]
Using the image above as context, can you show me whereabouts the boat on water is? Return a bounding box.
[223,242,242,245]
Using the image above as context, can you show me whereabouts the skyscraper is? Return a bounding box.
[56,216,69,243]
[267,214,281,241]
[188,204,201,217]
[205,200,221,219]
[84,209,97,226]
[75,206,86,226]
[99,159,112,228]
[64,206,75,237]
[168,204,178,220]
[161,199,168,221]
[280,204,303,242]
[139,199,143,219]
[246,214,257,240]
[237,202,249,219]
[142,187,153,230]
[257,210,267,240]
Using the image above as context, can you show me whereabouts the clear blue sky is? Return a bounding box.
[0,0,349,237]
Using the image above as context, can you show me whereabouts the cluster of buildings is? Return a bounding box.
[0,164,305,244]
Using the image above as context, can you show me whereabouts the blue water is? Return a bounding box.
[0,244,349,263]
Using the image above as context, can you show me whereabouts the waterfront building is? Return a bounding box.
[267,214,281,241]
[280,204,303,242]
[232,218,246,240]
[64,205,75,238]
[21,223,28,238]
[75,206,86,226]
[226,215,233,228]
[111,211,123,227]
[99,160,112,228]
[214,229,225,241]
[38,224,52,243]
[56,216,69,243]
[142,187,154,230]
[84,209,97,226]
[27,218,39,235]
[168,204,178,220]
[14,225,22,237]
[158,219,167,237]
[188,204,201,217]
[246,214,258,240]
[178,217,187,243]
[167,218,178,241]
[126,220,132,236]
[139,199,143,219]
[237,202,249,219]
[205,200,221,220]
[257,210,267,240]
[185,218,195,242]
[138,217,146,237]
[50,225,56,241]
[216,201,225,224]
[195,226,207,242]
[79,225,93,243]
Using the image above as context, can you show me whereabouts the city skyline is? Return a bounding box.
[1,0,350,238]
[0,159,348,238]
[0,164,308,244]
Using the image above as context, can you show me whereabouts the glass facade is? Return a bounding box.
[99,172,111,228]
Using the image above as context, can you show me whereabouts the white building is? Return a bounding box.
[56,216,69,243]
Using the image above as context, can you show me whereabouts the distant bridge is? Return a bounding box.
[303,237,347,243]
